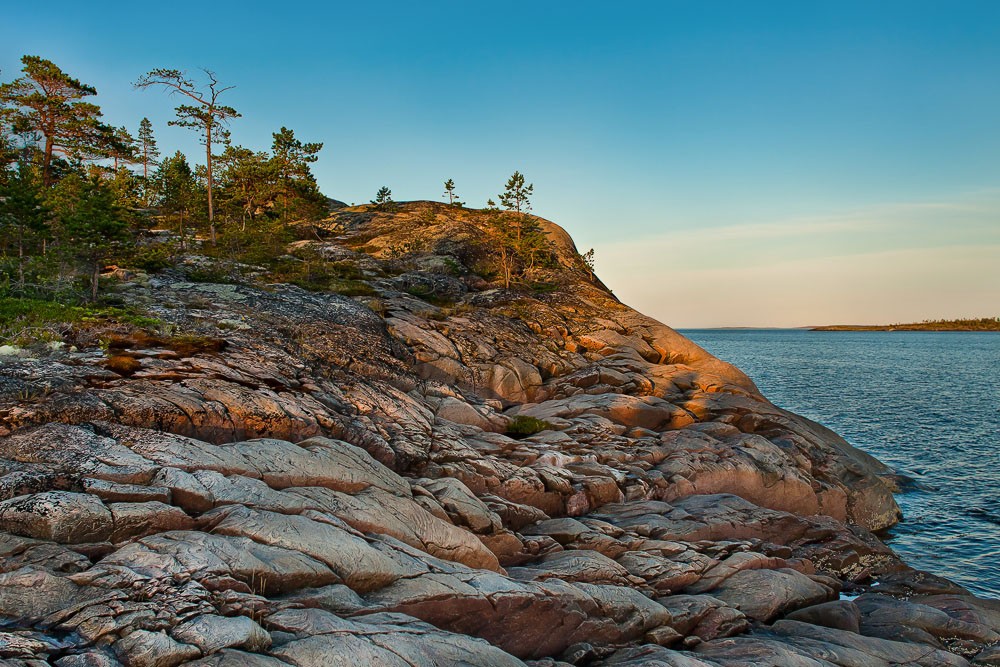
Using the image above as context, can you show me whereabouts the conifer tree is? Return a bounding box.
[216,144,278,228]
[0,56,115,185]
[46,174,128,300]
[498,171,533,213]
[0,163,48,289]
[270,127,323,222]
[372,186,394,210]
[106,126,140,172]
[154,151,200,251]
[581,248,595,282]
[443,178,458,205]
[137,118,159,181]
[135,68,240,243]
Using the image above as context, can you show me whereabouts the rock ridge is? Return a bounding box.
[0,201,993,666]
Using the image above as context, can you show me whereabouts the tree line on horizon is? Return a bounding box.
[0,54,595,308]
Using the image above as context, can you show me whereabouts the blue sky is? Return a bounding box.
[5,1,999,326]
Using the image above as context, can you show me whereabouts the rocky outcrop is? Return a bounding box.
[0,201,991,665]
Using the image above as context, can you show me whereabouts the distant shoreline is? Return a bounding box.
[809,319,1000,332]
[678,319,1000,332]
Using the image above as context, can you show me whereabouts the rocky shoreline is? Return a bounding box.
[0,202,996,666]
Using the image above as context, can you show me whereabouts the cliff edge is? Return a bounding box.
[0,202,995,666]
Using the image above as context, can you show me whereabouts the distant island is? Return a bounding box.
[811,317,1000,331]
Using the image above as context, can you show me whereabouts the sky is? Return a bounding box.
[4,1,999,327]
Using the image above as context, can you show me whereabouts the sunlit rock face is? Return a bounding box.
[0,201,994,666]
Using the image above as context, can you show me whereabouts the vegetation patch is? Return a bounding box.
[106,330,227,357]
[104,354,142,376]
[0,297,160,346]
[505,415,555,438]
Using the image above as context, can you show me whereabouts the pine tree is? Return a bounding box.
[135,68,240,243]
[270,127,323,222]
[0,55,115,185]
[106,126,139,172]
[154,151,201,251]
[137,118,159,181]
[581,248,595,282]
[47,174,129,300]
[216,144,279,228]
[372,186,394,211]
[443,178,459,205]
[0,163,48,289]
[498,171,533,213]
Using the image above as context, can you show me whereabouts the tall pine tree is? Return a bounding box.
[135,68,240,243]
[270,127,323,222]
[137,118,159,181]
[0,56,115,185]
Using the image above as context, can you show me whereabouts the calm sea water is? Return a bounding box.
[681,329,1000,599]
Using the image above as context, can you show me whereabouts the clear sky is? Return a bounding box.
[5,1,999,327]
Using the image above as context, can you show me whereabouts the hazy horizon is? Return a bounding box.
[5,0,999,328]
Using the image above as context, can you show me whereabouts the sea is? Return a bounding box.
[681,329,1000,599]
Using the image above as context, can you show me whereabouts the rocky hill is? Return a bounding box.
[0,202,996,666]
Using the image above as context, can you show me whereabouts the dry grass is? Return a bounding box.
[105,354,142,376]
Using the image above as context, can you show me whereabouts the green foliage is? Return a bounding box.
[442,257,464,276]
[498,171,533,213]
[266,249,374,296]
[0,55,116,185]
[580,248,596,282]
[402,283,453,307]
[529,281,559,293]
[135,68,241,233]
[0,297,159,346]
[505,415,555,437]
[387,238,427,259]
[137,117,159,182]
[271,127,325,222]
[815,317,1000,331]
[127,244,174,273]
[443,178,462,206]
[186,266,239,284]
[371,186,395,211]
[215,144,279,226]
[480,207,556,288]
[0,163,49,289]
[47,174,130,300]
[153,151,203,249]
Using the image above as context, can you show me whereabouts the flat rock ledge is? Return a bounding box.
[0,218,995,666]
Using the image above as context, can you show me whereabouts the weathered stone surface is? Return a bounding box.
[82,478,171,504]
[171,614,271,654]
[785,599,862,633]
[855,593,1000,647]
[507,550,634,586]
[771,618,973,666]
[180,650,291,666]
[82,531,338,595]
[113,630,200,667]
[108,502,193,543]
[266,608,526,666]
[0,204,986,666]
[0,492,112,544]
[203,505,407,593]
[288,486,502,571]
[151,468,215,513]
[364,567,671,659]
[229,437,410,496]
[709,568,834,622]
[420,477,502,534]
